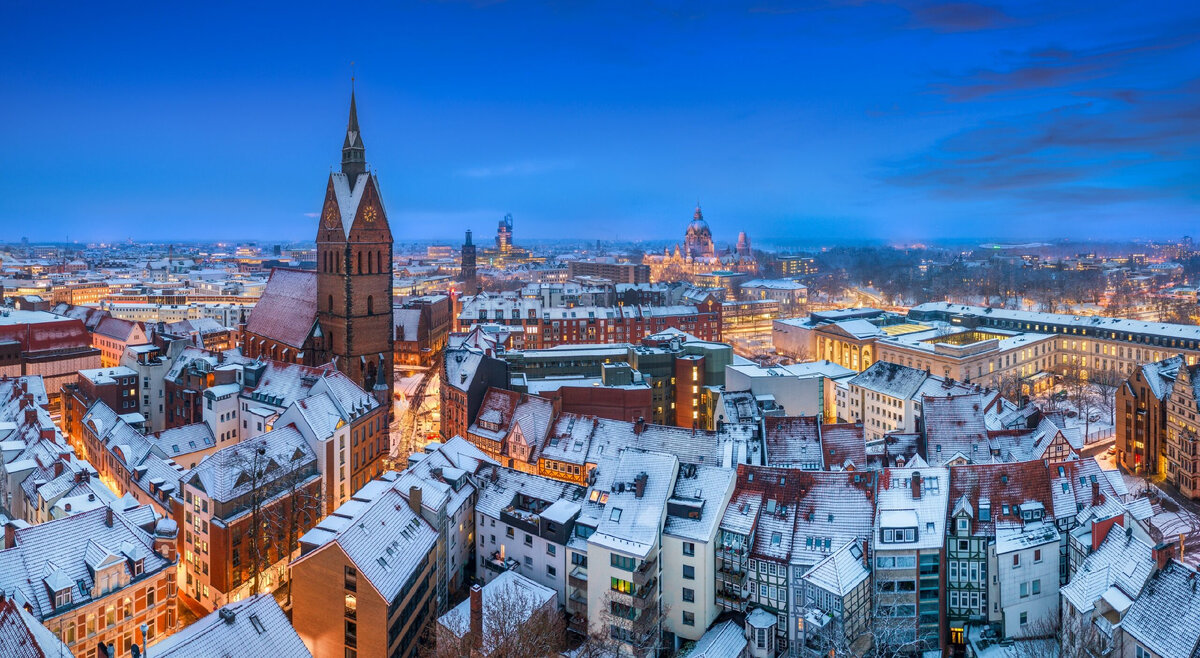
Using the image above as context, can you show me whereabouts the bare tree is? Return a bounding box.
[992,370,1027,406]
[225,436,318,599]
[1089,368,1125,425]
[266,450,322,607]
[427,581,565,658]
[567,590,670,658]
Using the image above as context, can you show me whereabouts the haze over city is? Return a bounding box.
[4,0,1199,242]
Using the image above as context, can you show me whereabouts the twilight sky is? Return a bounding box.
[2,0,1198,244]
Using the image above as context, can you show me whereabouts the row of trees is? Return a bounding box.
[771,246,1196,323]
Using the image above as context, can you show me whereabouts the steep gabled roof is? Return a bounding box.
[244,269,318,349]
[148,593,310,657]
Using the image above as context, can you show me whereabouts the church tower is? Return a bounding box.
[315,91,394,406]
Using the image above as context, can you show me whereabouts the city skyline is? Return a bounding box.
[3,1,1199,243]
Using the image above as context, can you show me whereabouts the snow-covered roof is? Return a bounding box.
[148,594,310,657]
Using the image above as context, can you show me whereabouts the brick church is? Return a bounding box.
[241,92,394,406]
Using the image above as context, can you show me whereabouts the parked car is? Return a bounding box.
[1053,390,1069,402]
[1107,445,1117,455]
[1066,409,1078,418]
[1088,411,1102,423]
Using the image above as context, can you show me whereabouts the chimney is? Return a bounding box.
[470,584,483,649]
[634,472,648,499]
[911,472,922,500]
[39,428,54,441]
[24,408,36,425]
[53,461,63,478]
[1152,541,1176,570]
[1091,480,1101,507]
[635,417,646,435]
[408,485,423,515]
[105,505,113,528]
[3,522,15,548]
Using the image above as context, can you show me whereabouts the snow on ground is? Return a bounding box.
[1098,455,1200,568]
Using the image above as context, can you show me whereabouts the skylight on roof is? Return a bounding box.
[610,508,622,522]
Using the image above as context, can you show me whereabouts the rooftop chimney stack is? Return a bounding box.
[1091,480,1101,507]
[470,584,483,649]
[1153,541,1177,570]
[634,472,648,499]
[408,485,423,515]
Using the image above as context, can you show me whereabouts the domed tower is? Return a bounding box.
[736,231,752,258]
[684,204,716,259]
[315,90,394,400]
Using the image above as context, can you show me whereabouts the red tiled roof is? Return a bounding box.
[948,460,1055,535]
[821,422,866,470]
[244,268,318,349]
[0,318,93,354]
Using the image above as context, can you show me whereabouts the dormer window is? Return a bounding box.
[54,589,71,609]
[882,528,916,543]
[133,559,144,577]
[957,518,969,534]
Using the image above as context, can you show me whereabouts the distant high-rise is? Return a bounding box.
[497,213,513,254]
[461,229,477,292]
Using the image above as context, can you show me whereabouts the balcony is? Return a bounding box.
[716,586,750,612]
[567,589,588,617]
[482,551,520,575]
[630,578,658,610]
[569,566,588,590]
[632,555,657,587]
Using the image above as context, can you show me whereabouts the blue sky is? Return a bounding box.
[2,0,1198,244]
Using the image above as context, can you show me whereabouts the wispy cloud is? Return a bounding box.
[456,159,575,178]
[932,29,1200,101]
[303,212,319,218]
[887,79,1200,206]
[904,1,1013,33]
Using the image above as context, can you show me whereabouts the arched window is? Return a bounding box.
[328,295,334,313]
[367,296,374,316]
[376,251,383,274]
[357,251,362,275]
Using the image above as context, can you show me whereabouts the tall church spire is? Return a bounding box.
[341,90,367,180]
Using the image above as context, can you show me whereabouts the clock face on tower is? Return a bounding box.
[363,206,377,223]
[323,206,339,229]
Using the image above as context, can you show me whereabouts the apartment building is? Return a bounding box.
[474,465,583,604]
[796,539,871,657]
[585,450,678,655]
[0,504,179,658]
[841,360,976,442]
[458,294,721,350]
[660,464,736,644]
[946,461,1060,647]
[1116,356,1182,477]
[1164,362,1200,499]
[873,468,949,655]
[716,467,876,653]
[178,426,321,612]
[292,484,439,658]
